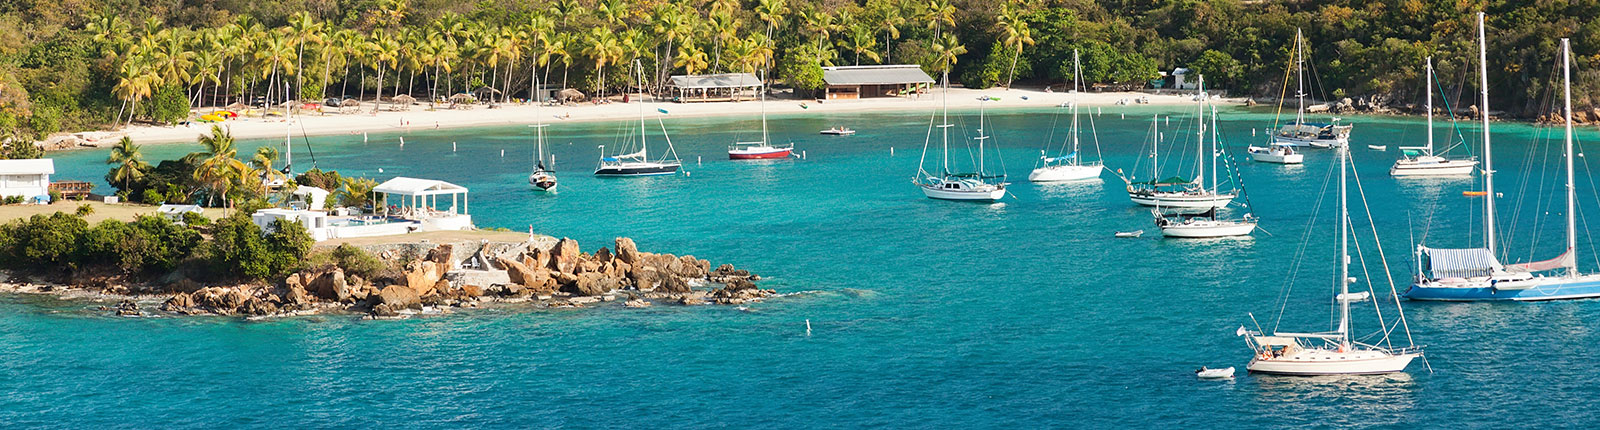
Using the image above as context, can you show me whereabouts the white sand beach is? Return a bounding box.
[103,87,1230,147]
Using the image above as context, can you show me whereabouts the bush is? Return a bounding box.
[181,211,210,226]
[48,190,62,203]
[146,85,189,125]
[206,214,313,280]
[75,204,93,216]
[0,212,88,270]
[141,189,164,204]
[29,106,62,137]
[307,244,387,279]
[77,215,201,275]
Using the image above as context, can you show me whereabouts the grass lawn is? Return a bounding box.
[0,201,229,224]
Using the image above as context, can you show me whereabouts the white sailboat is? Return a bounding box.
[1246,143,1303,164]
[1127,76,1235,209]
[727,71,794,160]
[1029,50,1104,182]
[1404,30,1600,301]
[1239,124,1423,376]
[1271,29,1352,148]
[1391,56,1479,176]
[914,70,1008,201]
[595,60,682,176]
[527,75,557,191]
[1155,101,1257,238]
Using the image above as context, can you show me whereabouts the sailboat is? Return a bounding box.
[1126,76,1235,209]
[595,60,682,176]
[1271,29,1352,148]
[1237,115,1423,375]
[1390,57,1479,176]
[914,70,1008,201]
[1155,102,1257,238]
[1405,30,1600,301]
[728,71,794,160]
[1029,50,1104,182]
[527,76,558,191]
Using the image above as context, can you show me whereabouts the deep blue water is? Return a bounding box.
[8,103,1600,428]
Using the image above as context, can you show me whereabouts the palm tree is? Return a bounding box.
[676,43,710,75]
[322,29,359,100]
[869,0,905,64]
[86,12,132,59]
[105,137,149,192]
[523,14,554,102]
[193,125,249,209]
[707,11,740,73]
[996,3,1035,89]
[251,146,286,186]
[191,48,223,110]
[755,0,789,44]
[585,27,623,100]
[930,33,966,75]
[367,29,401,112]
[653,5,694,88]
[255,31,296,117]
[287,12,325,105]
[841,25,880,66]
[804,9,841,53]
[114,59,160,127]
[922,0,957,39]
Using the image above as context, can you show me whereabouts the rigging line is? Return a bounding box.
[1271,39,1295,131]
[915,104,936,180]
[1087,107,1105,165]
[1274,152,1338,333]
[1433,65,1473,155]
[1036,105,1064,169]
[1347,189,1392,350]
[1351,152,1417,347]
[296,120,317,168]
[1579,135,1600,269]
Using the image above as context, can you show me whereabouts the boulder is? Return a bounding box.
[614,237,640,265]
[429,279,451,297]
[306,268,351,302]
[240,297,278,316]
[499,257,538,286]
[630,266,660,290]
[162,292,195,311]
[403,258,444,297]
[549,238,581,273]
[531,248,551,271]
[460,284,485,298]
[374,285,421,310]
[568,272,618,296]
[594,247,613,264]
[577,261,601,274]
[659,274,691,293]
[425,244,455,267]
[283,285,312,309]
[192,287,248,313]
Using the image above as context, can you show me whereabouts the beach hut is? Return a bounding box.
[0,158,54,202]
[372,177,474,230]
[339,99,362,114]
[290,185,331,210]
[449,93,477,109]
[667,73,761,103]
[821,65,935,100]
[157,204,203,222]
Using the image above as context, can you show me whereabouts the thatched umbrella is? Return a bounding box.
[558,88,585,103]
[391,94,415,110]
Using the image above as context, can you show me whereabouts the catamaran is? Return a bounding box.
[1271,29,1352,148]
[1126,76,1235,209]
[914,70,1007,201]
[595,60,682,176]
[1029,50,1104,182]
[1405,30,1600,301]
[1155,102,1257,238]
[728,71,794,160]
[1238,120,1423,375]
[1391,57,1479,176]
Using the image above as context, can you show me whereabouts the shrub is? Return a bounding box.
[141,189,164,204]
[75,204,93,216]
[77,215,201,275]
[0,212,88,270]
[181,211,210,226]
[48,189,62,203]
[308,244,387,279]
[146,85,189,125]
[206,214,313,280]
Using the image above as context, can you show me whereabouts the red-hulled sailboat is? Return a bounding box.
[728,71,794,160]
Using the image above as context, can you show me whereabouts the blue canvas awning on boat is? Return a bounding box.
[1422,246,1503,278]
[1044,152,1077,163]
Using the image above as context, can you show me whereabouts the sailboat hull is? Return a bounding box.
[1248,352,1418,376]
[528,173,558,191]
[920,184,1007,201]
[1247,146,1304,164]
[1404,275,1600,301]
[1390,158,1478,176]
[728,146,793,159]
[1028,164,1104,182]
[1128,191,1235,208]
[1160,220,1256,238]
[594,162,680,176]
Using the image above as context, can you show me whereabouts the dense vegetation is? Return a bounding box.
[1,0,1598,150]
[0,211,314,283]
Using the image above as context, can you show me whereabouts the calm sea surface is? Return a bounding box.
[8,101,1600,428]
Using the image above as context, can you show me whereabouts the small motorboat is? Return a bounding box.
[1115,230,1144,238]
[1368,144,1387,151]
[1195,366,1235,379]
[820,127,856,136]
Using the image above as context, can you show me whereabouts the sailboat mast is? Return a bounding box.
[1564,38,1577,274]
[637,60,648,161]
[1478,12,1496,254]
[1295,29,1306,127]
[1425,57,1434,155]
[1152,115,1160,177]
[1071,49,1081,166]
[1196,76,1206,191]
[285,121,293,175]
[1338,131,1351,347]
[941,70,950,174]
[760,69,769,144]
[1210,104,1219,195]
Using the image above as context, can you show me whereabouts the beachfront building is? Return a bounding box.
[667,73,761,103]
[1172,68,1197,90]
[373,177,474,231]
[0,158,53,203]
[820,65,935,100]
[157,204,203,222]
[289,185,330,211]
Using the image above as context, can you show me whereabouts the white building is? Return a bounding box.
[1171,68,1197,90]
[0,159,54,202]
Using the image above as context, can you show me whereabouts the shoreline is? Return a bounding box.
[52,88,1230,149]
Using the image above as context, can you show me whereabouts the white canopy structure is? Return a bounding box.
[291,185,330,210]
[373,177,470,219]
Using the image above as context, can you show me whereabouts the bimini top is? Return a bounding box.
[669,73,761,89]
[373,177,468,196]
[822,65,935,86]
[1421,246,1502,278]
[0,158,55,175]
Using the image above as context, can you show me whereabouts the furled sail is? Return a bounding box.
[1504,249,1576,273]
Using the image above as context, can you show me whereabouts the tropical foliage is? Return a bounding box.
[0,0,1597,148]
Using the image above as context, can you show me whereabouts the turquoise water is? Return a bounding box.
[11,104,1600,427]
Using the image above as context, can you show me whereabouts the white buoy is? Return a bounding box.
[378,168,384,173]
[1121,113,1125,119]
[399,137,405,147]
[500,149,505,157]
[806,319,812,336]
[685,171,691,177]
[452,142,457,151]
[697,156,702,165]
[363,132,368,142]
[1252,128,1257,136]
[802,150,807,159]
[890,147,895,156]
